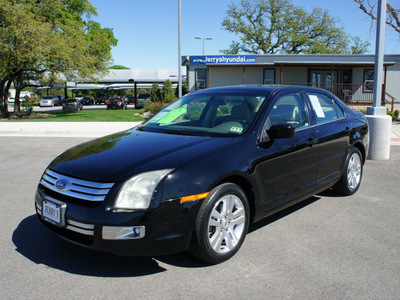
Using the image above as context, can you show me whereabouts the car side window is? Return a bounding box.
[334,102,344,118]
[267,93,309,130]
[307,93,340,124]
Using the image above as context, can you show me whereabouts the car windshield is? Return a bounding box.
[140,91,269,137]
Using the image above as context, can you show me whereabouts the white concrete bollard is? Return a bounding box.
[366,115,391,160]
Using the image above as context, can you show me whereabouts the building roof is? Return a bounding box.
[182,54,400,66]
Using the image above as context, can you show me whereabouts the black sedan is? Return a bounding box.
[80,96,94,105]
[62,98,83,111]
[35,86,369,264]
[106,97,127,110]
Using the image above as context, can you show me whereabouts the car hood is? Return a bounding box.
[48,129,232,182]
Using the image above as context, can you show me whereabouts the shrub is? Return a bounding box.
[161,80,175,103]
[144,101,167,115]
[175,81,188,98]
[150,83,161,101]
[387,111,398,121]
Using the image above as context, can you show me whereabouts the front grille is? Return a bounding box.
[41,169,114,202]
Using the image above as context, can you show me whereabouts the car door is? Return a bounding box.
[304,92,350,190]
[256,91,319,213]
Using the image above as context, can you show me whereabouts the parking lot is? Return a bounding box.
[1,135,400,299]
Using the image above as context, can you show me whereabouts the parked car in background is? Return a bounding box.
[136,93,150,109]
[95,95,107,105]
[74,95,84,101]
[62,98,83,111]
[107,97,127,110]
[81,96,94,105]
[40,96,59,107]
[34,85,368,264]
[56,95,65,105]
[125,95,136,104]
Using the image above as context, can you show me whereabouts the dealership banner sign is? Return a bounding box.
[190,55,257,65]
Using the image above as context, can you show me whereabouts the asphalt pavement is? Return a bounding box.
[0,131,399,298]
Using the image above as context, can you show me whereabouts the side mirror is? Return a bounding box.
[267,124,295,139]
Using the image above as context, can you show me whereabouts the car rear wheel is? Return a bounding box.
[333,147,363,195]
[189,183,250,264]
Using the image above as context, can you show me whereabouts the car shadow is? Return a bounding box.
[14,196,323,273]
[248,195,321,233]
[12,215,166,277]
[157,195,322,268]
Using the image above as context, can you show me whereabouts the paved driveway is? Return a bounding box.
[1,136,399,299]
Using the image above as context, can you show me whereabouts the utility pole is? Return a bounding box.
[366,0,391,160]
[178,0,182,98]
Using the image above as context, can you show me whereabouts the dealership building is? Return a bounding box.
[182,54,400,110]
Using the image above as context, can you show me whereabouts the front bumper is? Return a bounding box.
[35,188,201,256]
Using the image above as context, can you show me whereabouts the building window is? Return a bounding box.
[263,69,275,84]
[363,69,374,92]
[195,69,206,90]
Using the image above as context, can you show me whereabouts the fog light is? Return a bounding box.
[102,226,145,240]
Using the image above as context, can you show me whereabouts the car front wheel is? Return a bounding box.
[189,183,250,264]
[334,147,363,195]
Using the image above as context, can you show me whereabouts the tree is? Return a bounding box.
[109,65,131,69]
[352,0,400,35]
[150,83,161,102]
[161,80,175,103]
[175,81,189,98]
[0,0,117,117]
[221,0,370,55]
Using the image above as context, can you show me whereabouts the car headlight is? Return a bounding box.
[114,169,174,210]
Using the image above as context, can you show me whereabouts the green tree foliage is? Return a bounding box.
[0,0,117,117]
[175,81,189,98]
[109,65,131,69]
[221,0,370,55]
[161,80,175,103]
[150,83,161,102]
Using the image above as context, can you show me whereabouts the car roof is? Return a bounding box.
[192,85,334,96]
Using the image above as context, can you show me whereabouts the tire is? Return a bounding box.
[189,183,250,264]
[333,147,363,196]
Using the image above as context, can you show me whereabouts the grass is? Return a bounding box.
[1,108,146,122]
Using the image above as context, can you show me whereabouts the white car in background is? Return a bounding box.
[40,96,58,107]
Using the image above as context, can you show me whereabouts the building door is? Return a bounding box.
[310,70,338,91]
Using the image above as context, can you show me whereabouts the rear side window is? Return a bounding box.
[306,93,339,124]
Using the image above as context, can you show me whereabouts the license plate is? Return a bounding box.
[42,199,66,227]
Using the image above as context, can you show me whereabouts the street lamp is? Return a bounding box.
[195,36,213,55]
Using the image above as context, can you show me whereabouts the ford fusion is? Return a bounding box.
[35,86,368,264]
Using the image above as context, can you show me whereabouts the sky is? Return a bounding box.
[90,0,400,70]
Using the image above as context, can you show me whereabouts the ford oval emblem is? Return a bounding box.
[55,178,69,190]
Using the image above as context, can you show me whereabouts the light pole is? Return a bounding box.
[195,36,213,55]
[178,0,182,98]
[365,0,391,160]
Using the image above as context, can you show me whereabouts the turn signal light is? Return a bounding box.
[180,192,209,203]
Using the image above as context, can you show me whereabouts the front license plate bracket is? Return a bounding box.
[42,198,67,228]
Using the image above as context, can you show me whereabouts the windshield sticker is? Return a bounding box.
[157,107,187,124]
[309,95,325,118]
[230,126,243,133]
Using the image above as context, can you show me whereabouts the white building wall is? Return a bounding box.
[282,67,308,84]
[386,64,400,102]
[209,67,243,87]
[244,67,264,84]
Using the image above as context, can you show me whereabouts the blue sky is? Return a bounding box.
[90,0,400,70]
